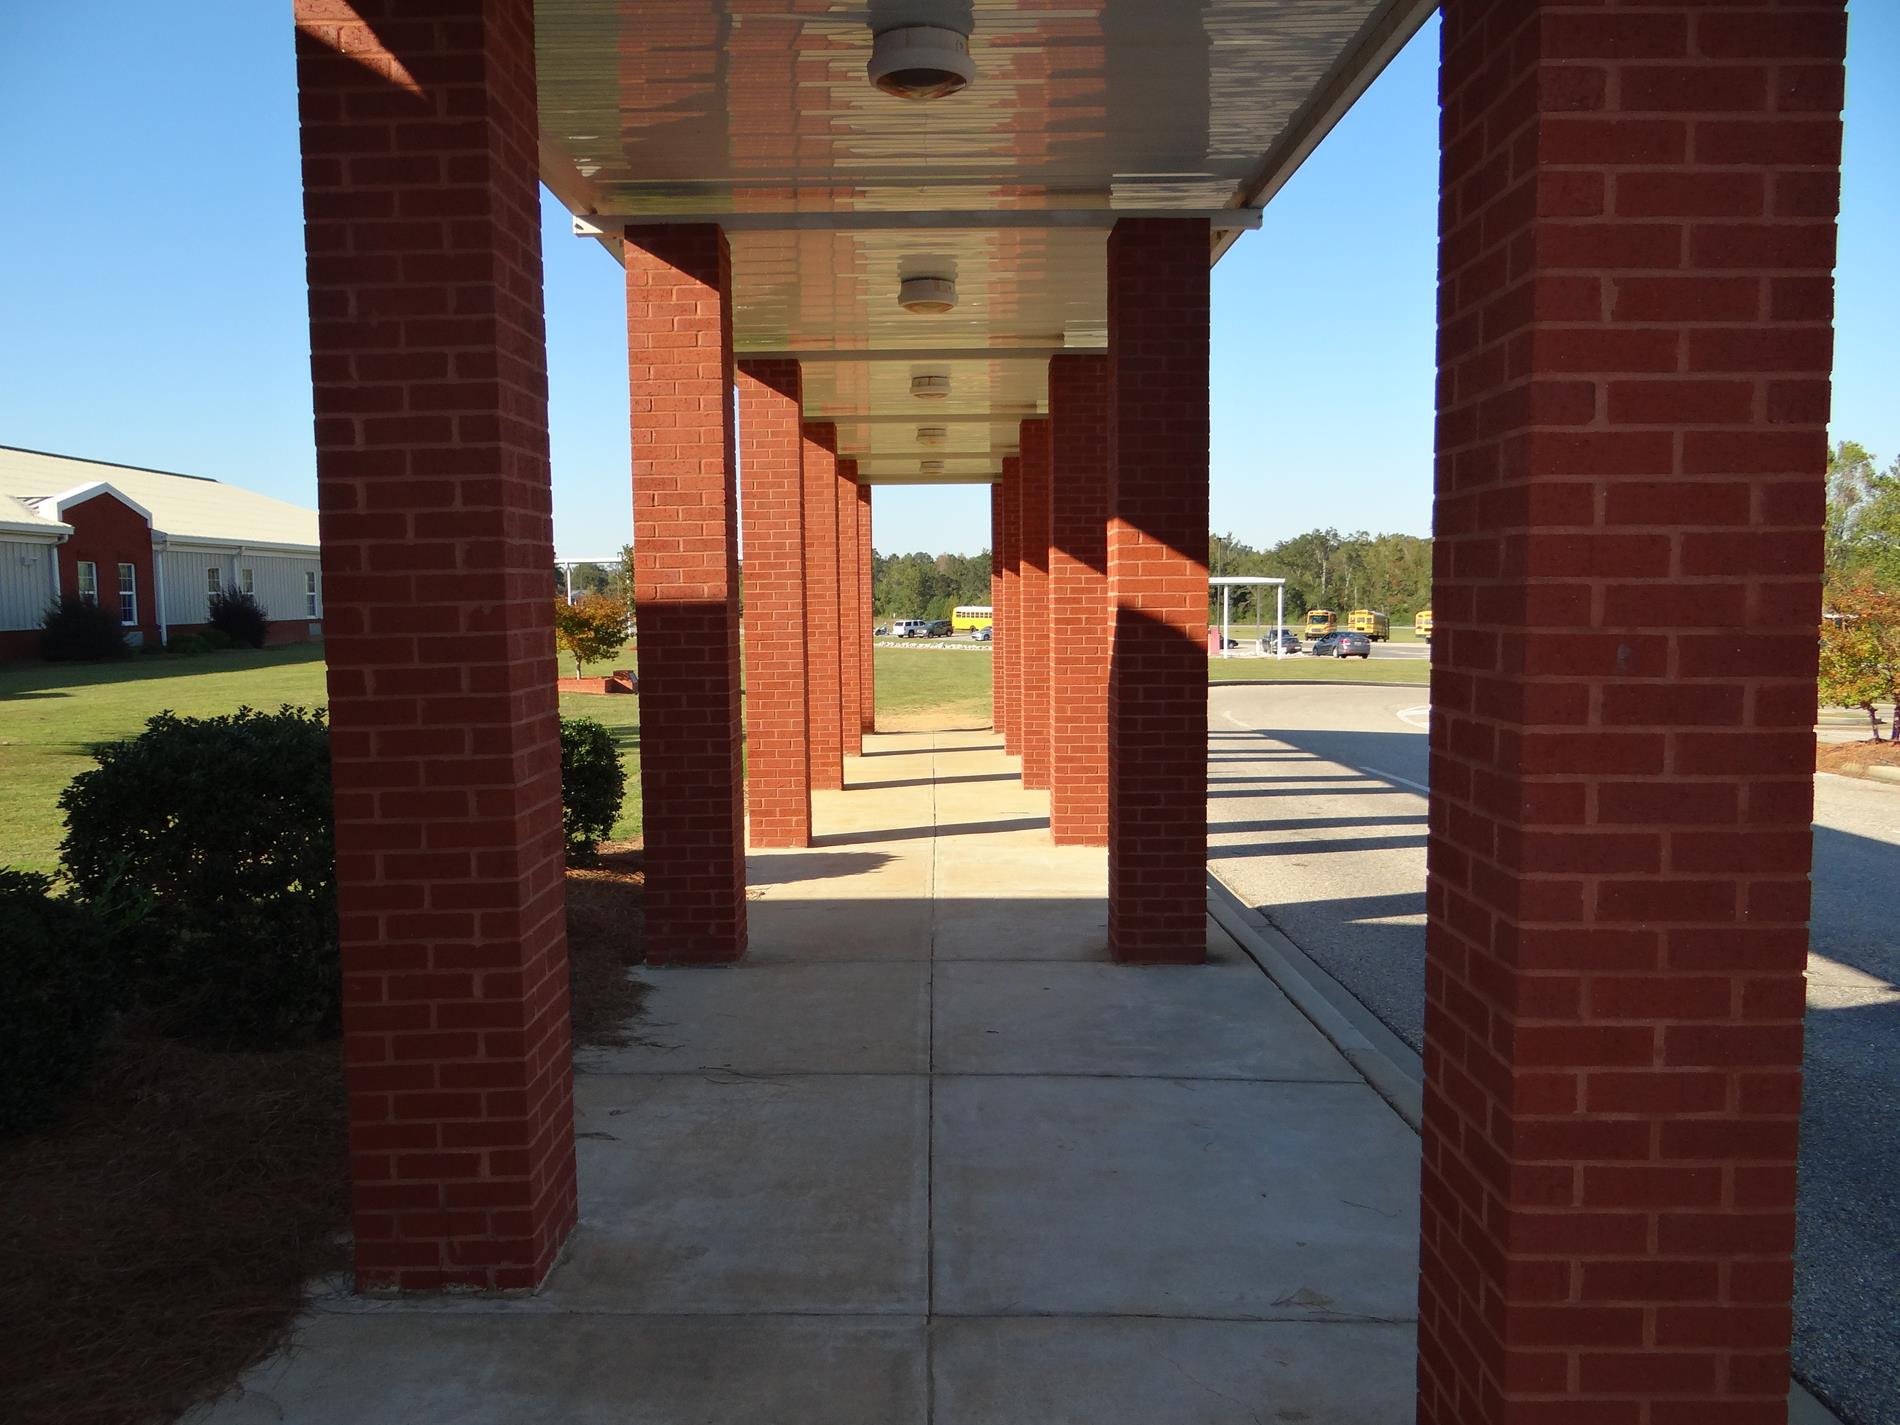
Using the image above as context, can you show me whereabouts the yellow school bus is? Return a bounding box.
[1414,608,1432,642]
[951,604,993,632]
[1303,608,1337,640]
[1347,609,1390,641]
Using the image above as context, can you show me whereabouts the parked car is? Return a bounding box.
[892,618,927,638]
[874,624,889,636]
[1260,630,1301,654]
[971,626,992,641]
[926,619,952,638]
[1310,631,1371,659]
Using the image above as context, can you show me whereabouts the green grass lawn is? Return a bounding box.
[3,638,1423,874]
[874,645,993,721]
[1209,654,1431,686]
[0,645,644,875]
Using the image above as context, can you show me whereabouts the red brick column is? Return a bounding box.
[990,480,1005,734]
[626,224,745,964]
[1106,218,1210,964]
[858,482,876,734]
[1017,418,1053,789]
[801,421,843,790]
[837,459,863,759]
[1000,454,1023,758]
[737,359,810,848]
[1048,355,1109,845]
[1420,5,1845,1421]
[292,0,575,1290]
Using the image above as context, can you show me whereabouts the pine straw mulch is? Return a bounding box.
[1817,737,1900,779]
[0,844,649,1425]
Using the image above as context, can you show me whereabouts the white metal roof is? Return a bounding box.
[0,491,68,538]
[536,0,1433,486]
[0,446,319,553]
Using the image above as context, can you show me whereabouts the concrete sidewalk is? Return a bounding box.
[193,730,1421,1425]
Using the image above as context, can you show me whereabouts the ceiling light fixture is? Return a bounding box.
[868,23,975,101]
[916,425,948,446]
[920,460,946,476]
[910,374,951,400]
[898,276,958,315]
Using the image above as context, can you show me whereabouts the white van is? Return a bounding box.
[892,619,927,638]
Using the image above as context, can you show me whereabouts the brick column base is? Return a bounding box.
[859,483,875,734]
[1420,4,1845,1420]
[1018,418,1052,790]
[1048,355,1109,845]
[294,0,576,1290]
[1106,218,1210,964]
[801,421,844,790]
[737,359,811,848]
[626,223,745,964]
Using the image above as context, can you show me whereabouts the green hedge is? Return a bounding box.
[59,706,338,1049]
[559,716,626,863]
[0,870,117,1133]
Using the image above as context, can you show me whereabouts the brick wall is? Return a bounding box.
[1048,355,1110,845]
[837,459,862,758]
[801,421,844,790]
[737,359,811,847]
[1000,454,1022,757]
[292,0,575,1291]
[57,492,158,646]
[1420,4,1845,1420]
[1106,219,1210,963]
[1017,418,1052,790]
[859,482,875,733]
[625,224,745,965]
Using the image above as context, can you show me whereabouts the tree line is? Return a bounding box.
[862,530,1432,627]
[872,551,993,622]
[1207,528,1431,625]
[1821,440,1900,740]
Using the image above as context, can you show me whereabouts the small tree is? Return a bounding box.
[40,592,127,661]
[206,585,270,648]
[554,594,627,677]
[1820,580,1900,741]
[558,716,626,862]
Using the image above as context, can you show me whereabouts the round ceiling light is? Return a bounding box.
[916,425,948,446]
[920,460,946,476]
[868,24,975,101]
[898,276,958,315]
[910,374,951,400]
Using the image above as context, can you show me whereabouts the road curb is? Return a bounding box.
[1206,872,1424,1131]
[1206,871,1851,1425]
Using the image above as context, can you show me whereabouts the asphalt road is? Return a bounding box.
[1208,681,1900,1425]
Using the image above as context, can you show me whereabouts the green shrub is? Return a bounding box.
[559,716,625,862]
[199,626,235,651]
[59,707,338,1048]
[40,592,127,661]
[0,869,117,1133]
[168,634,210,657]
[206,587,270,649]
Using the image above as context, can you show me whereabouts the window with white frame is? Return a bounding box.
[240,567,255,596]
[305,570,319,617]
[76,561,98,604]
[206,566,221,597]
[118,563,137,626]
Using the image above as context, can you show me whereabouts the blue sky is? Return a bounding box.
[1,6,1893,559]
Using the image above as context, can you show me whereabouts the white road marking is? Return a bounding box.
[1359,766,1430,795]
[1396,704,1431,730]
[1222,709,1250,729]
